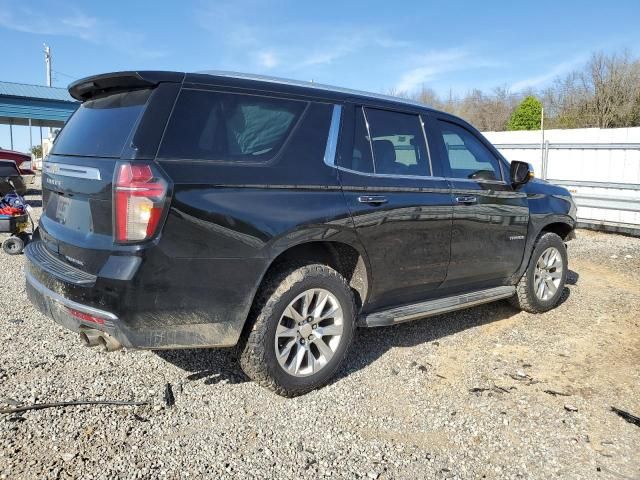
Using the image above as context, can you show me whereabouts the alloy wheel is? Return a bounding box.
[534,246,563,301]
[274,288,344,377]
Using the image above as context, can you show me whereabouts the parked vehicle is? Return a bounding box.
[0,159,27,196]
[0,148,36,177]
[0,160,30,254]
[25,71,577,396]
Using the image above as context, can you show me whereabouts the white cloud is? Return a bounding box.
[0,2,167,59]
[394,49,485,93]
[193,1,408,75]
[295,41,360,69]
[60,12,98,31]
[257,51,279,69]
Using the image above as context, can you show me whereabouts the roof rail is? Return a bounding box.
[196,70,432,110]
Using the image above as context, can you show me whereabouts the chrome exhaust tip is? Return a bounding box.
[80,329,122,352]
[97,333,123,352]
[79,329,102,347]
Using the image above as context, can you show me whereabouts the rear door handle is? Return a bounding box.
[455,195,477,205]
[358,195,388,205]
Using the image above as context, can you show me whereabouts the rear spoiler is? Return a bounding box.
[68,71,185,101]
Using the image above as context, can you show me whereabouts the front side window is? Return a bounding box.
[365,108,430,176]
[435,120,502,181]
[159,90,306,161]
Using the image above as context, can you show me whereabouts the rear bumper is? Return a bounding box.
[26,268,121,340]
[25,268,240,349]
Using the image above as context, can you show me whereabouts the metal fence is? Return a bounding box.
[490,141,640,235]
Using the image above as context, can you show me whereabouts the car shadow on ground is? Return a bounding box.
[156,274,578,389]
[155,347,247,385]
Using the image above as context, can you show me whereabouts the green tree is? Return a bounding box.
[507,96,543,130]
[30,145,43,158]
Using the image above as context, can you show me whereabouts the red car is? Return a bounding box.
[0,148,36,177]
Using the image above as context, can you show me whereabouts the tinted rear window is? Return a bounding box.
[52,89,151,158]
[158,89,306,161]
[0,162,20,177]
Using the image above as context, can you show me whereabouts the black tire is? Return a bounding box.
[239,263,356,397]
[511,232,568,313]
[2,236,24,255]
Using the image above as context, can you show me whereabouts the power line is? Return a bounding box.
[52,70,77,80]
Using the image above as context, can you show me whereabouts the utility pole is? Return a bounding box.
[44,44,52,87]
[43,44,53,146]
[540,106,546,179]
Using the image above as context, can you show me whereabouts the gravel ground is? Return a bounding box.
[1,178,639,479]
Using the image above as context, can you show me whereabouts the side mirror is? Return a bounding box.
[510,161,534,188]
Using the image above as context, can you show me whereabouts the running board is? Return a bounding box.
[361,286,515,328]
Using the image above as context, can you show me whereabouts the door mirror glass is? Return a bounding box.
[510,161,534,187]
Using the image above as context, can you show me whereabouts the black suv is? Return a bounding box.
[25,71,576,396]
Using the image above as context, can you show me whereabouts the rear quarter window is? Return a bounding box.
[52,89,151,158]
[158,89,306,162]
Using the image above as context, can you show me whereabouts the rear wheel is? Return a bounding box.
[511,232,567,313]
[239,264,356,397]
[2,236,24,255]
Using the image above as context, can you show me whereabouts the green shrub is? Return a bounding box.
[507,96,543,130]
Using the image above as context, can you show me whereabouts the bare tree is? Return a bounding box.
[413,87,442,109]
[454,88,519,131]
[384,49,640,130]
[544,51,640,128]
[583,51,640,127]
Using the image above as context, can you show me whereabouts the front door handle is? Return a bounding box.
[358,195,388,205]
[455,195,477,205]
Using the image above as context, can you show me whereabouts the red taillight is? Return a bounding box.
[114,162,168,243]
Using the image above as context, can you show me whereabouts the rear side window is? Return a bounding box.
[158,90,306,161]
[365,108,430,176]
[435,120,503,181]
[53,89,151,158]
[342,108,374,173]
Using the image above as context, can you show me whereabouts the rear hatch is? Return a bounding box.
[39,72,182,275]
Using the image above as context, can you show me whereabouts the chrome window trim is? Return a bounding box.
[419,115,434,176]
[335,165,447,182]
[361,107,377,174]
[323,104,343,167]
[446,177,508,186]
[44,162,101,180]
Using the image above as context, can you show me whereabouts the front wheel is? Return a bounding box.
[511,232,568,313]
[239,264,356,397]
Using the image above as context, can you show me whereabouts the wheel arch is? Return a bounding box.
[241,234,372,337]
[539,220,575,240]
[259,239,371,311]
[512,215,575,283]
